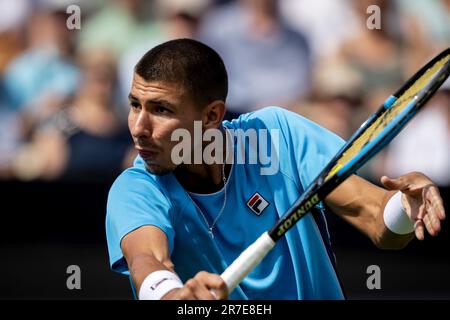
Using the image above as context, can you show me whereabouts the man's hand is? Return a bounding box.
[162,271,228,300]
[381,172,446,240]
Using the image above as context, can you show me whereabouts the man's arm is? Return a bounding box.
[325,173,445,249]
[121,225,228,300]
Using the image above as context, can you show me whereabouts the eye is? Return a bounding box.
[155,106,171,114]
[130,102,141,110]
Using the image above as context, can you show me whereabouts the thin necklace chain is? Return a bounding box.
[189,162,227,238]
[187,127,231,238]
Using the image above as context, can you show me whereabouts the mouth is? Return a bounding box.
[136,148,158,160]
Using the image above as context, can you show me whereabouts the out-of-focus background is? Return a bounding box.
[0,0,449,299]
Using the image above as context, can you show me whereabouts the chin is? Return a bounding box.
[144,163,173,176]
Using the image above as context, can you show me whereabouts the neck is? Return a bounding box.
[175,163,229,194]
[174,128,231,194]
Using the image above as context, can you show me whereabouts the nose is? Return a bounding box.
[130,109,152,140]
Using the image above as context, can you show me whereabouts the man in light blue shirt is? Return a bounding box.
[106,39,445,300]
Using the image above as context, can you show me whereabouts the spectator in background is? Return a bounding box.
[279,0,358,59]
[300,0,412,173]
[198,0,312,119]
[396,0,450,75]
[13,49,134,182]
[78,0,161,59]
[0,0,29,179]
[2,4,80,136]
[293,94,363,141]
[398,0,450,50]
[287,1,366,141]
[309,0,449,183]
[79,0,164,118]
[117,0,209,112]
[325,0,406,112]
[155,0,209,39]
[0,0,28,73]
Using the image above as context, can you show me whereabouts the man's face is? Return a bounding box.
[128,74,202,175]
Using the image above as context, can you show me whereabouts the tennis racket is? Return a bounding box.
[220,48,450,294]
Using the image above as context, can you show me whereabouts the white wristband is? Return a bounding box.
[383,191,415,235]
[138,270,183,300]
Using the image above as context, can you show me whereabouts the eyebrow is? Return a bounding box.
[128,94,176,109]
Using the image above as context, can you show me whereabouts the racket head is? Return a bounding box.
[270,48,450,240]
[325,48,450,183]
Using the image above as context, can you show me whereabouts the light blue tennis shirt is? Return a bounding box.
[106,107,345,299]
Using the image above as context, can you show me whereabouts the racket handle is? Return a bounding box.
[220,232,275,294]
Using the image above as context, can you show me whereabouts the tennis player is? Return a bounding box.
[106,39,445,300]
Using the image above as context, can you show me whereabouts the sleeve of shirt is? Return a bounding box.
[105,167,174,274]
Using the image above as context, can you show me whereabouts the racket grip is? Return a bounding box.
[220,232,275,294]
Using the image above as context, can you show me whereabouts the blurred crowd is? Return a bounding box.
[0,0,449,185]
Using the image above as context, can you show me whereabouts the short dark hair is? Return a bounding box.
[134,38,228,107]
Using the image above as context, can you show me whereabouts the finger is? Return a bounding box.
[425,200,442,234]
[422,188,442,235]
[176,286,196,300]
[195,272,228,300]
[182,279,203,300]
[193,284,218,300]
[210,277,228,300]
[425,186,446,220]
[380,176,407,191]
[417,203,426,221]
[210,290,218,300]
[414,220,425,240]
[184,278,216,300]
[422,213,438,236]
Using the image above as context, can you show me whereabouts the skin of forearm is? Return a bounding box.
[128,253,175,294]
[326,181,415,250]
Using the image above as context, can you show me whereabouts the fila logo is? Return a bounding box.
[247,193,269,215]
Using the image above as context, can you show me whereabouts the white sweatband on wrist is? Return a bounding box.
[383,191,415,235]
[138,270,183,300]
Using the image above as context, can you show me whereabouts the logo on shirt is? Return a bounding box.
[247,193,269,215]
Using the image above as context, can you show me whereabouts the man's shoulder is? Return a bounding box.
[224,107,345,156]
[224,106,312,131]
[106,164,175,225]
[246,106,292,119]
[108,163,163,198]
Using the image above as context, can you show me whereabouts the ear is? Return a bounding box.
[202,100,226,129]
